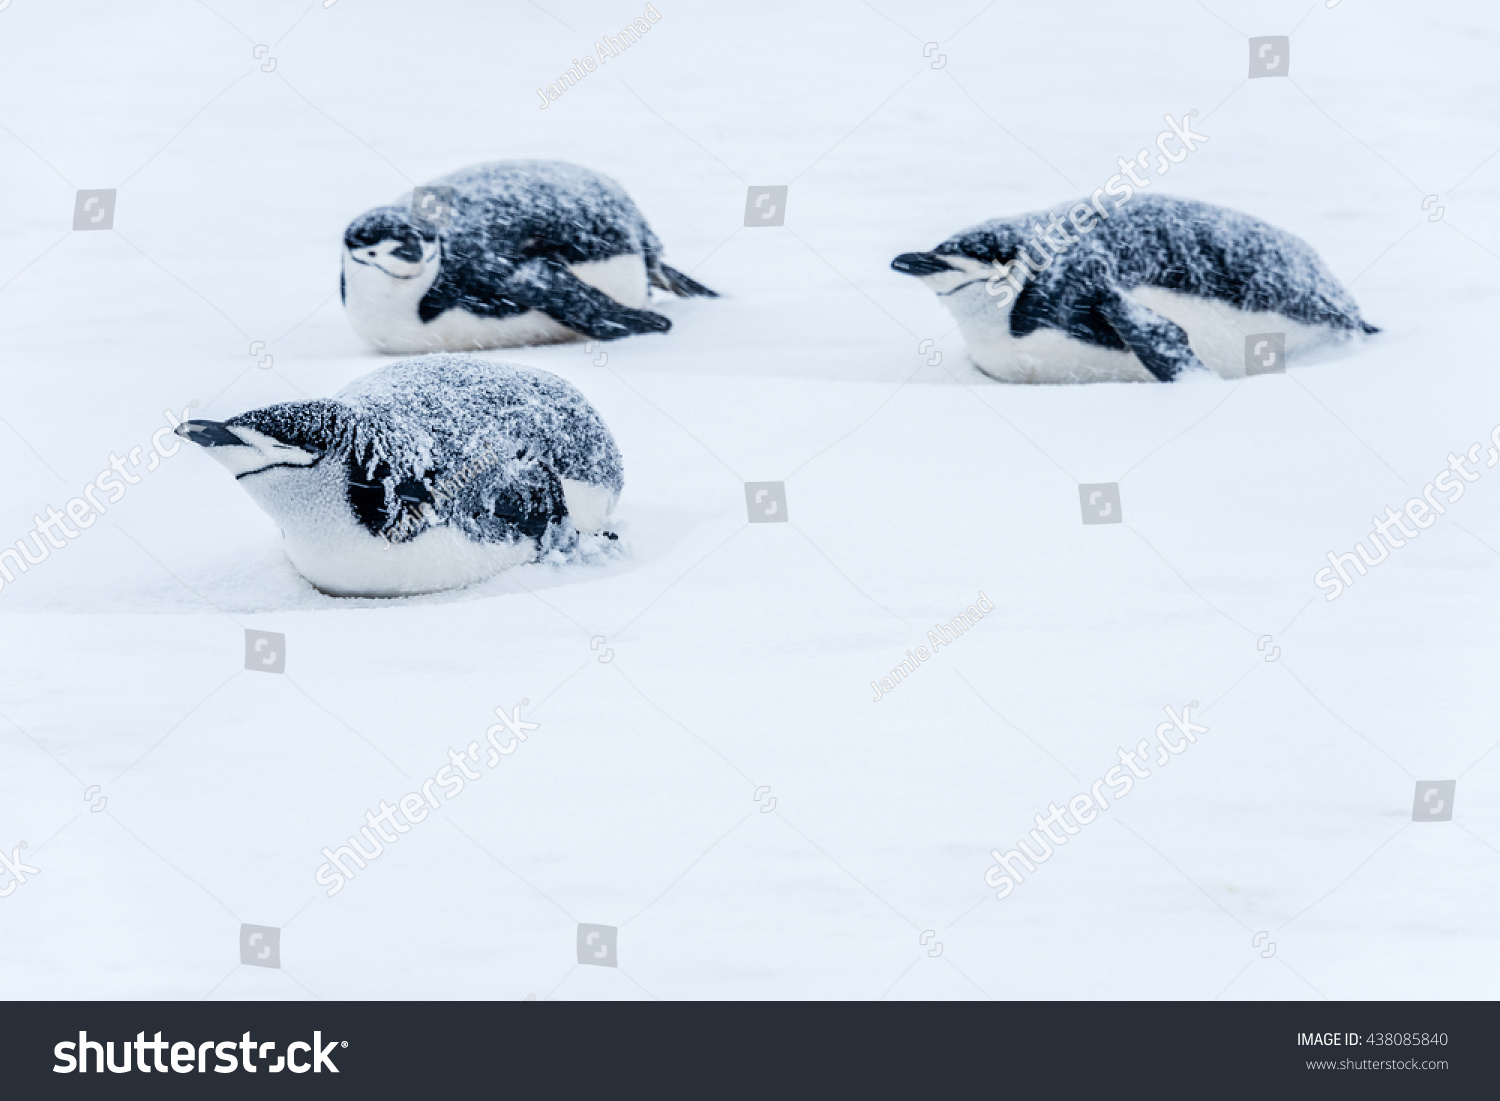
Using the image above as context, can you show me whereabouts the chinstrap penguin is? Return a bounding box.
[892,194,1378,383]
[341,160,716,353]
[177,355,624,596]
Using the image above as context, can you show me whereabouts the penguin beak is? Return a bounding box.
[175,420,245,447]
[891,251,956,276]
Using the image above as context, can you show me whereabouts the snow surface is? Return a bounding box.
[1,0,1498,1001]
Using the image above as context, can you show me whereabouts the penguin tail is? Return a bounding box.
[1360,320,1381,335]
[650,261,719,298]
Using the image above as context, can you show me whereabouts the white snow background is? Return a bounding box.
[1,0,1498,1000]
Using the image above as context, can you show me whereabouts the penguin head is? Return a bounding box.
[891,249,995,297]
[343,206,440,280]
[177,400,346,476]
[892,223,1028,297]
[177,400,358,532]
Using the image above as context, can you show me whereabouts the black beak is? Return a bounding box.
[891,251,956,276]
[176,419,245,447]
[390,240,425,262]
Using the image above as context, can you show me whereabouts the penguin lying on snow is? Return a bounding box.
[342,160,716,353]
[176,355,624,597]
[892,194,1377,383]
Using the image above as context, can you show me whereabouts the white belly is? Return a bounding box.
[1130,287,1333,378]
[417,307,578,351]
[943,279,1345,384]
[972,325,1152,384]
[283,522,537,597]
[344,252,649,354]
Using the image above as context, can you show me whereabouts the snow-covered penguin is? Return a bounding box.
[892,194,1377,383]
[176,355,624,596]
[341,160,716,353]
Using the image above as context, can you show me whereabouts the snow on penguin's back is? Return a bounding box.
[334,354,625,501]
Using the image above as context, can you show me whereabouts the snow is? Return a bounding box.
[1,0,1498,1001]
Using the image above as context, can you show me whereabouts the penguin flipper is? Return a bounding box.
[649,261,718,298]
[480,461,568,547]
[510,259,672,340]
[1094,289,1206,382]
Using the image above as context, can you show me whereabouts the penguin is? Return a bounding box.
[891,194,1378,383]
[341,160,716,353]
[176,354,624,596]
